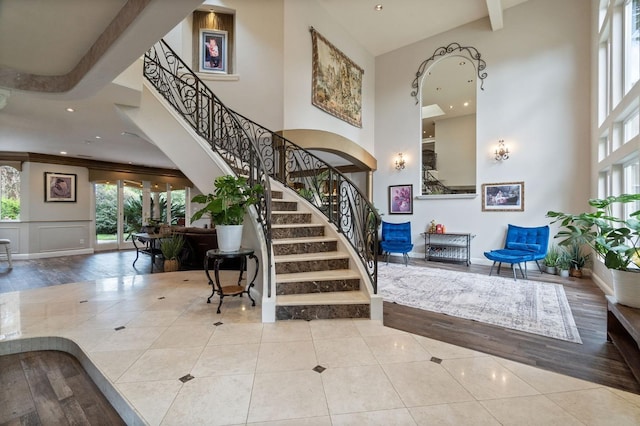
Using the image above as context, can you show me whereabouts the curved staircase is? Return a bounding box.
[271,188,371,320]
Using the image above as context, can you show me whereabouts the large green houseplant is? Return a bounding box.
[547,193,640,306]
[191,175,263,252]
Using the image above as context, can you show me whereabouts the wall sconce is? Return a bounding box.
[395,153,406,170]
[494,140,510,161]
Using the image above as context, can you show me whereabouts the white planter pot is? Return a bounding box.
[216,224,243,252]
[545,266,556,275]
[559,269,570,278]
[612,269,640,308]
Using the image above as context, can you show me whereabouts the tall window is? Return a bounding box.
[625,0,639,93]
[598,0,640,200]
[0,166,20,220]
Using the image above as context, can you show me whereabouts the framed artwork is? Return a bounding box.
[199,29,227,74]
[481,181,524,211]
[310,27,363,128]
[45,172,77,202]
[389,184,413,214]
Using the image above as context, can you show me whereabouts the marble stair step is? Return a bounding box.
[276,290,369,306]
[271,223,325,239]
[272,236,338,255]
[274,251,349,262]
[276,269,361,295]
[274,252,350,274]
[276,269,360,283]
[271,200,298,211]
[271,212,312,225]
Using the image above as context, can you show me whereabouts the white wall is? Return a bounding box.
[0,162,92,257]
[196,0,286,132]
[282,0,376,154]
[374,0,591,262]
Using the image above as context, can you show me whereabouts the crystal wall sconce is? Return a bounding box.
[495,140,510,161]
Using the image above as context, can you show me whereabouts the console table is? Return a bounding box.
[606,295,640,383]
[131,232,164,273]
[422,232,473,266]
[204,248,259,313]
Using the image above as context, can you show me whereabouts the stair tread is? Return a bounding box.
[276,269,360,283]
[271,223,324,229]
[277,291,369,305]
[274,252,349,262]
[273,236,338,245]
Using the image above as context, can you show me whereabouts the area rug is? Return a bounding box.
[378,263,582,344]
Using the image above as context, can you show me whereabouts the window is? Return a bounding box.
[624,0,639,93]
[623,109,639,143]
[0,166,20,220]
[597,1,640,201]
[623,156,640,218]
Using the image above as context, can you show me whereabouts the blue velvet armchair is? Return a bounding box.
[380,221,414,266]
[483,224,550,280]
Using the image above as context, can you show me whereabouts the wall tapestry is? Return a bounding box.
[310,27,363,128]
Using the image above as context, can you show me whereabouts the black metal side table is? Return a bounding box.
[204,248,259,313]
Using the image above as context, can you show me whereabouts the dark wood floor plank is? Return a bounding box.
[0,354,36,424]
[0,351,125,426]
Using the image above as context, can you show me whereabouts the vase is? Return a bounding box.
[569,268,582,278]
[216,224,243,252]
[612,269,640,308]
[164,258,179,272]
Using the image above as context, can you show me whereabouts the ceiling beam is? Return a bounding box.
[486,0,504,31]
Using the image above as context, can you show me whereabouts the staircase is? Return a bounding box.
[271,189,371,320]
[139,40,380,321]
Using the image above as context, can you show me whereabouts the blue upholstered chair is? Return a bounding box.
[380,221,414,266]
[483,224,550,280]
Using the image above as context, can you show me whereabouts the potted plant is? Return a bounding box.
[556,249,572,278]
[191,175,263,252]
[160,234,185,272]
[547,194,640,306]
[567,242,591,278]
[543,245,560,274]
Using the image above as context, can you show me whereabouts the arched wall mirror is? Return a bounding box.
[412,43,487,195]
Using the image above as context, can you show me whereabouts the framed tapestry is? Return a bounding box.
[481,181,524,212]
[45,172,77,202]
[389,184,413,214]
[310,27,363,128]
[199,29,228,74]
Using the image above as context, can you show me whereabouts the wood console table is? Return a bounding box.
[131,232,164,273]
[422,232,473,266]
[606,295,640,383]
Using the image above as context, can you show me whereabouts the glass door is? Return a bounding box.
[94,182,118,250]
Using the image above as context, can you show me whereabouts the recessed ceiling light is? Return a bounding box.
[60,151,67,155]
[95,136,101,139]
[65,108,74,112]
[375,4,383,11]
[463,102,469,107]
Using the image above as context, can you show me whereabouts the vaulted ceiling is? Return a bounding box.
[0,0,528,169]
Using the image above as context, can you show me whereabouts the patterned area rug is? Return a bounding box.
[378,263,582,344]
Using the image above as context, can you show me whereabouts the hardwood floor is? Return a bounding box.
[384,257,640,395]
[1,250,639,400]
[0,351,125,425]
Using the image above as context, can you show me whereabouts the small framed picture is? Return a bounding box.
[389,184,413,214]
[199,29,228,74]
[45,172,77,202]
[481,181,524,211]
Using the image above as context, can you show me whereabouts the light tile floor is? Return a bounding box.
[2,270,640,425]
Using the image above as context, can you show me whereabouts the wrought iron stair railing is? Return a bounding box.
[143,40,380,294]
